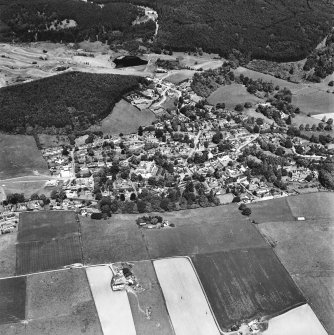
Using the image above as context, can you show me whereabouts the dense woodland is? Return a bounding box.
[0,72,144,133]
[0,0,155,47]
[98,0,334,61]
[1,0,333,61]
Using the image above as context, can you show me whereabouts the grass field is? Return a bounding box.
[255,193,334,334]
[0,276,26,324]
[0,233,16,278]
[86,265,136,335]
[286,192,334,220]
[0,133,49,180]
[164,70,195,84]
[16,236,83,275]
[127,260,174,335]
[191,248,306,331]
[18,210,79,243]
[248,196,295,223]
[26,268,102,334]
[81,204,266,264]
[207,83,262,109]
[81,217,149,265]
[263,304,327,335]
[93,99,156,135]
[154,257,220,335]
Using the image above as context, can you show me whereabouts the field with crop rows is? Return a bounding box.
[191,248,306,331]
[16,236,83,275]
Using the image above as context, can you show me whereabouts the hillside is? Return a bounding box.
[0,72,144,133]
[0,0,155,47]
[99,0,334,62]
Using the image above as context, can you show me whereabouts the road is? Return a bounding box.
[188,130,202,158]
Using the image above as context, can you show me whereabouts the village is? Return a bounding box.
[0,70,329,230]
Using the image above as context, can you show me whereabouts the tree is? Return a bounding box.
[130,193,137,201]
[239,203,246,211]
[138,126,143,136]
[235,104,244,112]
[232,196,241,203]
[30,193,39,200]
[242,207,252,216]
[91,213,103,220]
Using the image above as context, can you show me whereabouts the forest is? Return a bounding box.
[0,0,155,46]
[0,72,144,133]
[94,0,334,62]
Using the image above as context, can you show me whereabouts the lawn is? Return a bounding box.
[94,99,156,135]
[18,210,79,243]
[16,235,83,275]
[0,276,26,324]
[154,257,220,335]
[86,265,136,335]
[0,233,16,279]
[0,133,49,179]
[191,248,306,331]
[127,260,174,335]
[207,83,262,109]
[257,216,334,334]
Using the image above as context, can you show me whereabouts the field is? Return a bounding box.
[81,204,267,264]
[26,268,102,334]
[16,236,83,275]
[0,233,16,278]
[254,192,334,334]
[86,265,136,335]
[207,83,262,109]
[81,217,149,264]
[292,87,334,116]
[154,257,220,335]
[164,70,196,84]
[263,304,327,335]
[95,99,156,135]
[191,248,306,331]
[126,260,174,335]
[0,276,26,324]
[0,133,49,179]
[18,210,79,242]
[248,196,295,223]
[286,192,334,220]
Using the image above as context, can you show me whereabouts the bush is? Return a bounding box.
[238,203,247,211]
[242,207,252,216]
[91,212,103,220]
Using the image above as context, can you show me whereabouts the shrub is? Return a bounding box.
[242,207,252,216]
[91,212,103,220]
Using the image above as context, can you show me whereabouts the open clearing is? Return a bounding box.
[191,248,305,331]
[207,83,262,109]
[16,235,83,275]
[81,204,266,264]
[0,233,16,278]
[0,133,49,180]
[18,210,79,242]
[86,265,136,335]
[154,257,220,335]
[127,260,174,335]
[263,304,327,335]
[164,70,195,84]
[91,99,156,135]
[0,276,26,324]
